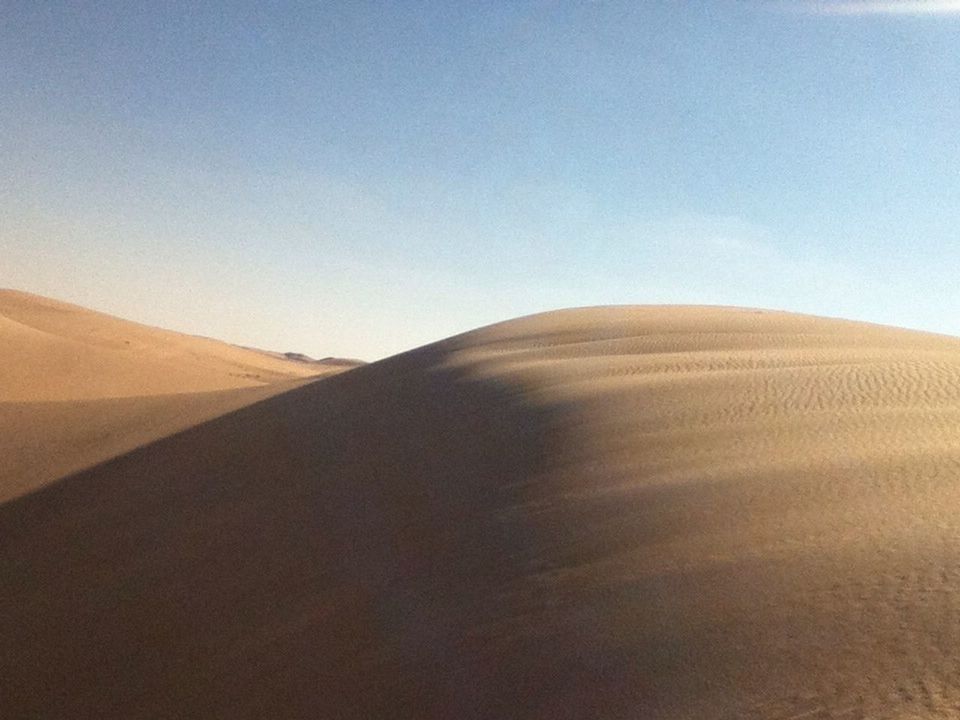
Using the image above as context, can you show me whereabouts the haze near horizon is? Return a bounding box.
[3,1,959,358]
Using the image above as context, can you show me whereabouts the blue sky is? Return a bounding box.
[3,1,960,359]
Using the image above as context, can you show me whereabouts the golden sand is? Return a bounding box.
[5,297,960,717]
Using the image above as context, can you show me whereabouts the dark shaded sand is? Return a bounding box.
[5,304,960,717]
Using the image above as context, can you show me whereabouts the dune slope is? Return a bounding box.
[0,289,340,500]
[4,306,960,718]
[0,289,329,401]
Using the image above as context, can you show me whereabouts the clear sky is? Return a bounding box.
[3,1,960,359]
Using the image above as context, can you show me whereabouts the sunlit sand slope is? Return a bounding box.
[0,290,339,500]
[4,306,960,718]
[0,289,326,401]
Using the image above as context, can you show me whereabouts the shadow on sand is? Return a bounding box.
[0,342,570,718]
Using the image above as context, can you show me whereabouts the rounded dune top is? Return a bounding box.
[0,289,325,401]
[429,307,960,378]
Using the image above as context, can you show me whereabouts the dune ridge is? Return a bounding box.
[5,303,960,717]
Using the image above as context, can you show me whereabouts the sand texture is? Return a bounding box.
[5,302,960,718]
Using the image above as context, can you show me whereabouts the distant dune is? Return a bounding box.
[0,289,345,401]
[0,289,352,500]
[243,346,367,368]
[5,301,960,717]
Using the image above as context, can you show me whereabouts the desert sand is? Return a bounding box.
[0,289,351,500]
[5,297,960,718]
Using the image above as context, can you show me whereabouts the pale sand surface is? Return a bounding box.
[5,303,960,717]
[0,289,326,401]
[0,289,338,500]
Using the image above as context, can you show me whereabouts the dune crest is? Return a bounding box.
[5,303,960,717]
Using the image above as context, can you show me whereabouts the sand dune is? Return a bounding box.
[0,289,332,401]
[5,303,960,717]
[0,289,345,500]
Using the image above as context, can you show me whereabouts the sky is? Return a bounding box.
[3,1,960,360]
